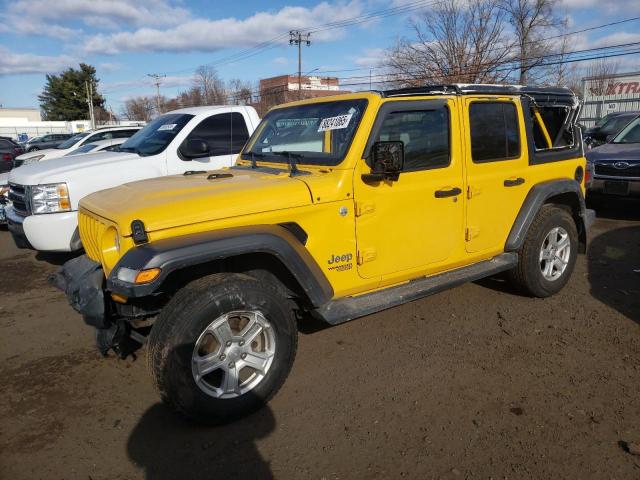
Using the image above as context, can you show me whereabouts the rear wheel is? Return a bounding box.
[508,206,578,297]
[147,272,298,424]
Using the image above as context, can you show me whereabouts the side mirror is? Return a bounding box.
[362,141,404,183]
[179,138,210,160]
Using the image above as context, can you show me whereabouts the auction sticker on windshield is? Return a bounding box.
[318,114,353,132]
[157,124,177,131]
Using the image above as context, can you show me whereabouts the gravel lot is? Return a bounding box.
[1,196,639,480]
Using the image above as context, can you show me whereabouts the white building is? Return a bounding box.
[580,71,640,127]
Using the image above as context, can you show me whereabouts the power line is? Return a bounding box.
[290,30,312,100]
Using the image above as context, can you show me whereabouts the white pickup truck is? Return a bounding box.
[7,105,260,252]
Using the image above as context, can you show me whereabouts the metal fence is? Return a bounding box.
[580,95,640,127]
[0,125,71,140]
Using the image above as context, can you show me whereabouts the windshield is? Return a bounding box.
[594,114,613,128]
[66,143,97,156]
[612,117,640,144]
[119,113,193,157]
[56,132,90,149]
[601,115,635,134]
[241,99,368,166]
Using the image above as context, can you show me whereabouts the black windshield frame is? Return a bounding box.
[241,99,369,166]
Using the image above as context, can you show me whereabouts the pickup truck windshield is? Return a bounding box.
[241,99,368,166]
[119,113,194,157]
[56,132,90,149]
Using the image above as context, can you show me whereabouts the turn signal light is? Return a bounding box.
[135,268,161,284]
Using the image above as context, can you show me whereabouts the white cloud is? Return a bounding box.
[273,57,289,66]
[560,0,640,13]
[354,48,387,66]
[7,0,190,28]
[84,1,363,55]
[0,47,76,76]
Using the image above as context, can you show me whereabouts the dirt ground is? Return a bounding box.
[1,196,639,480]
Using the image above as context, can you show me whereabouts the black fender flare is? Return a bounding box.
[505,179,591,252]
[106,225,333,307]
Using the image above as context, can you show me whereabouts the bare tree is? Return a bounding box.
[122,96,155,121]
[500,0,566,84]
[584,59,619,96]
[384,0,513,87]
[542,30,579,89]
[227,79,254,105]
[193,65,226,104]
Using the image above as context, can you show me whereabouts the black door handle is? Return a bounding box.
[504,177,525,187]
[434,187,462,198]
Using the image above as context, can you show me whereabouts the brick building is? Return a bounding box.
[256,75,348,115]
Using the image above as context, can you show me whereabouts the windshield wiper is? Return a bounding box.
[271,151,303,176]
[119,146,141,155]
[244,151,265,169]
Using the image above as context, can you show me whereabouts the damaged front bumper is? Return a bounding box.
[50,254,108,328]
[50,254,145,358]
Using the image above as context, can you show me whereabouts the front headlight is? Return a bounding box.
[30,183,71,214]
[22,154,45,164]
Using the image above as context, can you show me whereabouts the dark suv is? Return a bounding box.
[0,137,25,173]
[587,114,640,197]
[23,133,73,152]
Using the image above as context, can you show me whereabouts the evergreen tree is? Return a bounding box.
[38,63,105,121]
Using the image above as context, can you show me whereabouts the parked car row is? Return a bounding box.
[0,136,25,173]
[5,106,258,248]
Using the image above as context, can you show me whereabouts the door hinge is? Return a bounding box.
[355,201,375,217]
[357,248,377,265]
[465,227,479,242]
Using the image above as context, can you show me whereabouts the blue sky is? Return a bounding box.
[0,0,639,115]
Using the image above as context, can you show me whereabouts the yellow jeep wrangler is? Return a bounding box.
[53,84,595,423]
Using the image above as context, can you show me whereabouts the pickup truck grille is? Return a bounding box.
[78,210,108,262]
[594,162,640,179]
[8,183,31,216]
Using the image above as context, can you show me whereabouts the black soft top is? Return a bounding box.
[380,84,577,105]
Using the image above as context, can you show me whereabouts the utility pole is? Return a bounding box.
[85,81,95,129]
[289,30,311,100]
[147,73,166,115]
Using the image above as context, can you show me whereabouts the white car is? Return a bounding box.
[13,126,142,167]
[7,106,260,251]
[63,138,127,156]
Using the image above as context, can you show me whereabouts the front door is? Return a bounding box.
[463,98,530,254]
[169,112,250,174]
[354,98,465,280]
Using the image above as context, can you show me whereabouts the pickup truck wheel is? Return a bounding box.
[509,206,578,298]
[147,272,297,424]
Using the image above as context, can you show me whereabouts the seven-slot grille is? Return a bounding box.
[78,210,108,262]
[8,183,31,216]
[594,162,640,179]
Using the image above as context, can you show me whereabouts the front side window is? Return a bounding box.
[119,113,194,157]
[186,112,250,156]
[612,117,640,144]
[242,99,368,166]
[373,107,450,171]
[531,106,575,150]
[470,102,520,163]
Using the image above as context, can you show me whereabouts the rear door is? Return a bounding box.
[354,98,465,280]
[463,97,530,254]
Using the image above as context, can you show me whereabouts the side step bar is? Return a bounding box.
[315,252,518,325]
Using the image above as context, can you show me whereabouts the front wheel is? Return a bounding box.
[147,273,298,424]
[508,206,578,297]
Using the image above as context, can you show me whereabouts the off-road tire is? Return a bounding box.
[147,272,298,424]
[508,206,578,298]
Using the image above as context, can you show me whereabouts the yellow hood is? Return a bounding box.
[80,168,314,235]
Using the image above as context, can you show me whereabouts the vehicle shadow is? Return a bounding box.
[127,403,276,480]
[586,194,640,221]
[35,250,83,266]
[587,225,640,326]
